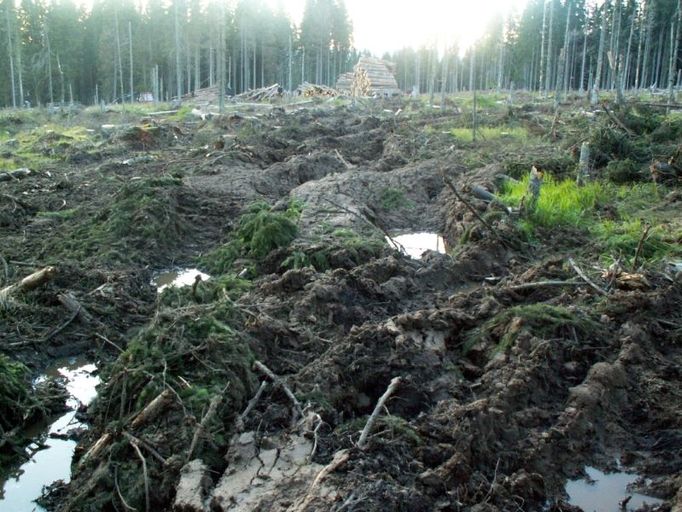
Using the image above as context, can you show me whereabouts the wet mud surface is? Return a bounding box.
[0,97,680,511]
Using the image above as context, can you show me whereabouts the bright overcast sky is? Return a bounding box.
[267,0,531,55]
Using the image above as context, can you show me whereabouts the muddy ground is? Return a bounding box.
[0,94,681,511]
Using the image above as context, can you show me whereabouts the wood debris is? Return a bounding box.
[296,82,341,98]
[235,83,282,102]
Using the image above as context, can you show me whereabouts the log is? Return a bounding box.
[186,393,222,462]
[0,266,56,306]
[0,168,32,182]
[78,432,112,467]
[58,293,94,323]
[131,389,173,429]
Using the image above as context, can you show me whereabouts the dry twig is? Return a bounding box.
[253,360,304,420]
[568,257,608,295]
[357,376,401,450]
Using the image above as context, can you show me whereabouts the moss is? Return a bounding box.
[380,187,414,210]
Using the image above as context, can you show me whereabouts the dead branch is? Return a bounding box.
[114,466,138,512]
[44,304,81,341]
[253,360,304,420]
[0,168,32,182]
[78,432,113,467]
[0,266,57,305]
[334,149,355,169]
[357,376,402,450]
[442,174,508,246]
[505,280,583,291]
[58,293,94,323]
[600,102,634,136]
[131,389,173,429]
[122,431,167,465]
[568,257,608,295]
[296,449,351,510]
[186,393,223,463]
[632,223,652,271]
[129,436,150,512]
[234,380,267,432]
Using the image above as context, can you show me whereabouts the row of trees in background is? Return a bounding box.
[0,0,354,107]
[389,0,682,102]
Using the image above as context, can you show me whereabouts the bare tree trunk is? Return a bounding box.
[5,4,17,108]
[624,12,635,89]
[46,30,54,105]
[539,0,548,92]
[129,21,134,103]
[440,47,450,112]
[559,0,572,101]
[115,12,124,102]
[580,31,587,94]
[470,48,477,142]
[642,0,654,88]
[545,0,555,94]
[668,4,681,104]
[592,2,608,105]
[174,0,182,99]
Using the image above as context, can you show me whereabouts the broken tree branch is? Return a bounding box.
[129,436,150,512]
[505,279,583,291]
[357,376,402,450]
[632,223,652,271]
[442,174,508,246]
[58,293,94,323]
[0,168,32,182]
[0,266,56,298]
[253,360,304,420]
[130,389,173,429]
[568,257,608,295]
[186,393,223,463]
[234,380,267,432]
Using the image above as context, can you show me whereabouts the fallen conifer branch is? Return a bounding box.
[131,389,173,429]
[129,436,150,512]
[122,431,166,465]
[357,376,401,450]
[44,304,81,341]
[568,257,608,295]
[58,293,94,323]
[186,392,223,463]
[253,360,304,420]
[234,380,267,432]
[0,168,32,182]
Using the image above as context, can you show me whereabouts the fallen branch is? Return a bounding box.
[78,432,113,467]
[234,380,267,432]
[0,168,32,182]
[129,436,150,512]
[186,393,223,463]
[632,223,652,271]
[0,266,56,302]
[130,389,173,429]
[601,102,634,136]
[44,305,81,341]
[58,293,94,323]
[253,360,303,420]
[442,174,509,247]
[334,149,355,169]
[122,431,167,465]
[568,257,608,295]
[505,279,583,291]
[296,449,350,510]
[357,376,401,450]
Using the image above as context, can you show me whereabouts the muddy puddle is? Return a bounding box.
[386,232,446,259]
[566,466,664,512]
[152,268,210,292]
[0,357,99,512]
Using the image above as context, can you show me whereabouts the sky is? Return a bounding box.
[266,0,531,55]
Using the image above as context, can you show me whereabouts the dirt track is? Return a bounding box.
[1,97,681,511]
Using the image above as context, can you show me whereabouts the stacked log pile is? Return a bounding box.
[296,82,341,97]
[336,56,401,97]
[235,84,282,102]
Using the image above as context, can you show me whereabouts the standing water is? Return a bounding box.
[152,268,210,293]
[386,233,447,259]
[566,466,664,512]
[0,357,99,512]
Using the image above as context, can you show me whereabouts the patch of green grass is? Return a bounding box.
[502,174,605,228]
[37,208,79,220]
[450,126,528,142]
